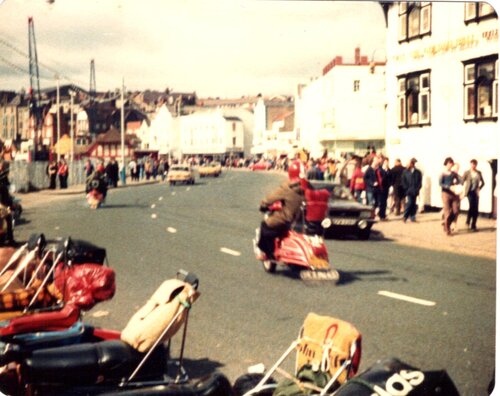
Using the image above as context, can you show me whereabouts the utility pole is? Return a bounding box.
[56,75,60,162]
[28,17,42,159]
[70,90,75,162]
[120,78,126,185]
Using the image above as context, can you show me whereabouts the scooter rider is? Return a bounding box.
[256,159,306,263]
[86,164,108,202]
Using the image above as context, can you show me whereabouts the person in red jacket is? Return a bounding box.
[350,157,365,204]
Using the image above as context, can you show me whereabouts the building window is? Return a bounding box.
[464,2,497,24]
[353,80,360,92]
[398,2,431,42]
[463,56,498,121]
[397,70,431,127]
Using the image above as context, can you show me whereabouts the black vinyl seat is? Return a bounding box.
[21,340,167,385]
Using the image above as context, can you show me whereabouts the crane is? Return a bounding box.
[27,17,43,157]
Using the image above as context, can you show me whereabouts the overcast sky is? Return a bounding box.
[0,0,386,98]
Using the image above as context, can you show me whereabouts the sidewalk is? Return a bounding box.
[371,210,497,260]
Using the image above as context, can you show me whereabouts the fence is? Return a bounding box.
[8,160,88,193]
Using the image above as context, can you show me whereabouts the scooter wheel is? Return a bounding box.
[262,260,276,273]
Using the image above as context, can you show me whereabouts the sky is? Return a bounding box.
[0,0,387,98]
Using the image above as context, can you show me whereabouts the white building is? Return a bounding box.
[180,109,244,159]
[294,47,386,159]
[251,96,296,158]
[148,104,175,156]
[382,2,498,213]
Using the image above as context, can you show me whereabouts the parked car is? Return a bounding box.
[249,160,272,171]
[199,161,222,177]
[309,181,376,240]
[167,165,196,185]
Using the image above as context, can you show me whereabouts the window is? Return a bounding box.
[465,2,497,23]
[397,70,431,127]
[463,56,498,121]
[399,2,431,42]
[353,80,360,92]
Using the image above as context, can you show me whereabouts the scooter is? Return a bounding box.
[87,187,104,209]
[253,201,338,282]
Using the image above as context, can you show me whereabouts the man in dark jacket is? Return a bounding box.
[390,159,405,215]
[0,183,15,245]
[364,156,388,220]
[256,160,305,263]
[401,158,423,222]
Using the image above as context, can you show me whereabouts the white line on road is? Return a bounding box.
[167,227,177,233]
[220,247,241,257]
[186,187,191,191]
[151,204,156,209]
[172,192,176,195]
[151,213,157,219]
[378,290,436,306]
[159,197,163,201]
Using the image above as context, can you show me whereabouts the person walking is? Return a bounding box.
[84,159,94,178]
[350,157,365,204]
[401,158,422,222]
[462,159,485,231]
[47,160,58,189]
[390,158,406,215]
[439,157,462,236]
[364,156,388,220]
[57,158,69,189]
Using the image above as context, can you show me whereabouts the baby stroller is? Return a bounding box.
[234,312,361,396]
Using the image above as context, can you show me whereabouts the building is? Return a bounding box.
[85,126,134,163]
[382,1,498,214]
[252,96,295,158]
[294,47,386,159]
[180,109,244,160]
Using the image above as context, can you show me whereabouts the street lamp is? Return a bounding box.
[69,90,75,162]
[56,74,60,162]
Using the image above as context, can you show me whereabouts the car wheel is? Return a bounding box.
[233,373,276,396]
[358,228,371,240]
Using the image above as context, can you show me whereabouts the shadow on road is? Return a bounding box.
[181,357,226,378]
[337,269,407,285]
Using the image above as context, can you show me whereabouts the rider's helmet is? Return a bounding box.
[288,160,305,183]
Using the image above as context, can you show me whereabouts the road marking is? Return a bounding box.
[151,204,156,209]
[378,290,436,306]
[159,197,163,201]
[167,227,177,233]
[220,247,241,257]
[186,187,191,191]
[172,192,176,195]
[151,213,157,219]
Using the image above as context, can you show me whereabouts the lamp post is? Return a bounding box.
[56,74,60,162]
[70,90,75,163]
[120,78,126,185]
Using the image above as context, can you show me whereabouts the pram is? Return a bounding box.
[234,312,361,396]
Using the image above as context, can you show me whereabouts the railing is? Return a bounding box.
[9,160,88,193]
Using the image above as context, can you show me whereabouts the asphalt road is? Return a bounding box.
[15,170,496,395]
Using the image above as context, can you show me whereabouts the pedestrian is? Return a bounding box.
[106,158,119,188]
[57,158,69,189]
[0,161,10,187]
[0,183,15,245]
[128,158,138,181]
[462,159,485,231]
[389,158,406,216]
[350,157,365,204]
[439,157,462,236]
[364,156,388,220]
[84,159,94,178]
[401,158,422,222]
[47,160,57,189]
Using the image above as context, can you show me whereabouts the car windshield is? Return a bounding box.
[172,166,189,172]
[330,185,354,200]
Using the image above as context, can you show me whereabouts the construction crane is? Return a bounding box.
[27,16,43,158]
[90,59,96,99]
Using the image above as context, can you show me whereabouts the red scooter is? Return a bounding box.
[253,196,338,283]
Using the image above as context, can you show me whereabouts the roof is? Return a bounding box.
[223,116,242,122]
[95,126,132,145]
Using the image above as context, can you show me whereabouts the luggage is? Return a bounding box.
[304,189,330,222]
[334,357,460,396]
[121,279,199,352]
[57,238,107,265]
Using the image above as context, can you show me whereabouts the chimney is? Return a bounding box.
[335,56,343,65]
[360,56,368,65]
[355,47,361,64]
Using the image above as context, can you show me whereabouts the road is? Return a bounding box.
[15,170,496,395]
